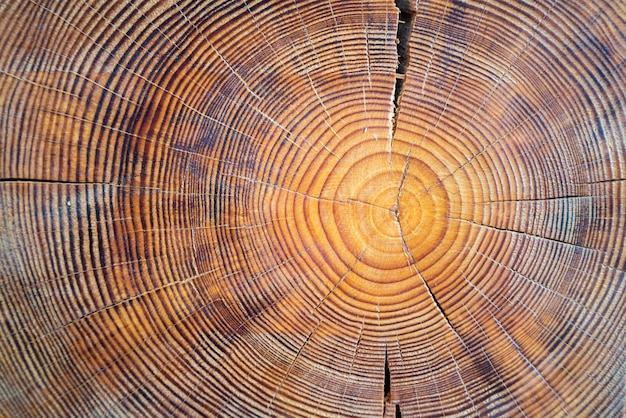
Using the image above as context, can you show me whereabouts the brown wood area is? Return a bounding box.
[0,1,625,417]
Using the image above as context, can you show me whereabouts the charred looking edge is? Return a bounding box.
[392,0,416,136]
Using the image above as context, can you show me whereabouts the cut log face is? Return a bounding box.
[0,0,624,417]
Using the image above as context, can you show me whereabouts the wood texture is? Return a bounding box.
[0,0,625,416]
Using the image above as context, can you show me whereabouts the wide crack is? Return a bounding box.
[382,347,391,416]
[391,0,416,137]
[382,346,403,417]
[384,348,391,403]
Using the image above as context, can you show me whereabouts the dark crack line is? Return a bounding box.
[0,178,115,186]
[577,178,626,185]
[382,346,391,417]
[382,348,403,418]
[453,217,605,254]
[384,347,391,402]
[391,0,416,138]
[482,194,592,203]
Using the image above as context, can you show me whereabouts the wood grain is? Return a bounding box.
[0,0,624,417]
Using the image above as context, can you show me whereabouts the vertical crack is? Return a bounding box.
[384,348,391,403]
[382,346,391,417]
[395,404,402,418]
[391,0,416,137]
[383,347,403,418]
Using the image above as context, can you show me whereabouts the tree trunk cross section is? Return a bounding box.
[0,0,624,417]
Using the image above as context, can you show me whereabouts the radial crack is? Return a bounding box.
[268,321,321,413]
[395,152,467,354]
[0,178,114,186]
[391,0,416,138]
[382,346,391,417]
[384,348,391,402]
[312,250,366,314]
[395,404,402,418]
